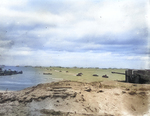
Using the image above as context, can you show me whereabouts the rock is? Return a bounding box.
[70,92,77,97]
[114,93,120,96]
[57,100,59,103]
[14,101,19,106]
[53,93,68,98]
[126,88,130,91]
[52,87,72,89]
[0,93,3,96]
[0,113,5,115]
[138,92,146,96]
[46,87,53,91]
[122,91,126,94]
[40,109,62,115]
[97,90,104,93]
[84,87,91,92]
[128,91,136,95]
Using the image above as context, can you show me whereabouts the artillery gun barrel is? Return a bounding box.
[111,72,125,75]
[112,70,150,83]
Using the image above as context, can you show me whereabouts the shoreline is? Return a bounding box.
[0,67,126,92]
[0,90,12,93]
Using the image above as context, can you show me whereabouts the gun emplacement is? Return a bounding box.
[111,72,125,75]
[112,69,150,84]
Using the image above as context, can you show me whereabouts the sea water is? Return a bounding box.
[0,66,60,91]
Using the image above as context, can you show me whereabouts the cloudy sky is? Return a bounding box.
[0,0,149,69]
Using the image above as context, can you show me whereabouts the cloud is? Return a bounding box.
[0,0,27,8]
[0,39,14,57]
[0,0,149,68]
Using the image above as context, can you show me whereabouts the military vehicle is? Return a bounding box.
[112,69,150,84]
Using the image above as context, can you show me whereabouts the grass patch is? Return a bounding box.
[37,67,126,83]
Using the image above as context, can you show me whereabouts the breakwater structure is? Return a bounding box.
[0,68,23,76]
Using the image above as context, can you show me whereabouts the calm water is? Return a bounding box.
[0,66,61,91]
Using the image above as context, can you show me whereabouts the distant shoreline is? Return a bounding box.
[0,90,12,92]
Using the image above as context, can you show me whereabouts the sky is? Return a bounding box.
[0,0,149,69]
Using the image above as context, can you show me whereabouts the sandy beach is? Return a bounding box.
[0,80,150,116]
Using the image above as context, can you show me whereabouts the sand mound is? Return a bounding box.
[0,81,150,116]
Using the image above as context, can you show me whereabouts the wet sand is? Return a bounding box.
[0,80,150,116]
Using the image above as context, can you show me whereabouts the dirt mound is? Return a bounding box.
[0,80,150,116]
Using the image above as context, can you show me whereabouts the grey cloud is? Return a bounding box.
[74,28,147,46]
[0,0,148,68]
[26,0,87,14]
[0,40,14,48]
[66,27,148,55]
[0,29,15,49]
[0,22,56,34]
